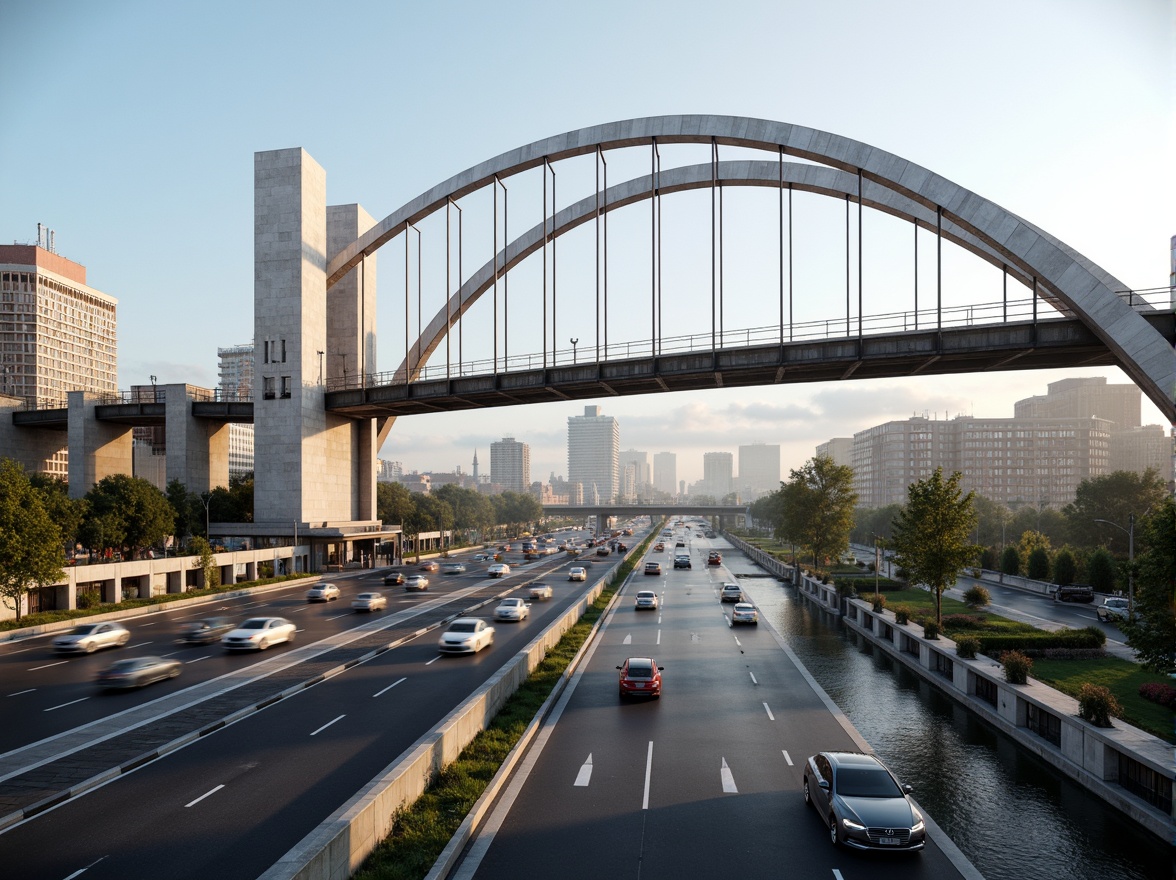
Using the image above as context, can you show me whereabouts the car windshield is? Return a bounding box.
[626,662,654,678]
[240,619,266,629]
[836,767,903,798]
[71,624,99,635]
[501,599,523,607]
[449,622,477,633]
[357,594,374,600]
[108,660,138,671]
[637,592,655,599]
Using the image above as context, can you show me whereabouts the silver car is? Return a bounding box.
[438,618,495,654]
[731,602,758,625]
[54,622,131,654]
[1096,596,1130,623]
[96,656,181,689]
[634,590,659,611]
[803,752,925,851]
[493,597,530,622]
[221,617,296,651]
[306,583,341,602]
[352,592,387,612]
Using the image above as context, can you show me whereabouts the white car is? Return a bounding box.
[529,583,554,601]
[720,583,744,603]
[487,563,511,578]
[494,597,530,621]
[731,602,758,625]
[634,590,659,611]
[442,562,467,574]
[352,592,387,612]
[221,617,296,651]
[568,566,587,582]
[473,552,493,562]
[404,574,430,591]
[53,621,130,654]
[1096,596,1130,623]
[438,618,495,654]
[306,583,340,602]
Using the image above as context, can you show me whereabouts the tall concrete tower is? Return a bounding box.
[567,405,619,503]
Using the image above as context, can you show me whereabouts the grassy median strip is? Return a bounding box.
[352,530,659,880]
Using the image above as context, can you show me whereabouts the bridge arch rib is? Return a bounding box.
[328,116,1174,420]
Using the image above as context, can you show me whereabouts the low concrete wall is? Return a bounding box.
[722,532,796,582]
[832,595,1175,842]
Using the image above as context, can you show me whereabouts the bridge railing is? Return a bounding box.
[328,286,1167,391]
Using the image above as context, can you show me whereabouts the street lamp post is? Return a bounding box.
[1093,514,1135,622]
[200,492,212,541]
[570,338,579,364]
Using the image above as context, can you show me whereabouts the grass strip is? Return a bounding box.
[352,527,661,880]
[1030,656,1176,743]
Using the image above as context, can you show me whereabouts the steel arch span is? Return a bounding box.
[326,115,1174,421]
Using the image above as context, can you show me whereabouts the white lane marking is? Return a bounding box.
[574,754,593,787]
[29,661,68,672]
[373,677,407,697]
[62,855,107,879]
[749,671,758,685]
[310,714,346,736]
[833,871,845,880]
[782,750,794,766]
[733,635,742,647]
[7,688,35,697]
[325,612,352,621]
[288,606,309,613]
[45,697,88,712]
[721,757,738,793]
[138,621,157,627]
[762,702,775,721]
[158,651,179,658]
[642,741,654,810]
[656,630,661,645]
[185,655,210,664]
[127,642,152,650]
[185,783,225,808]
[657,614,662,624]
[623,633,632,645]
[426,655,441,665]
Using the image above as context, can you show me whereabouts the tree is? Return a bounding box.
[890,468,981,627]
[1026,546,1050,580]
[28,473,86,552]
[1000,545,1020,576]
[435,484,495,540]
[1063,469,1167,554]
[377,482,416,528]
[1053,547,1077,586]
[1085,548,1116,592]
[82,474,175,558]
[1119,497,1175,673]
[0,459,66,622]
[775,455,857,567]
[850,504,903,545]
[188,536,220,589]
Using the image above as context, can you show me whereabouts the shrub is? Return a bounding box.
[955,635,980,659]
[1001,650,1032,684]
[892,605,911,625]
[922,621,940,640]
[821,574,832,585]
[1027,547,1050,580]
[1077,683,1120,728]
[1000,545,1020,576]
[973,627,1105,656]
[872,594,886,613]
[76,589,101,610]
[1138,682,1176,708]
[894,566,909,581]
[835,581,857,599]
[940,613,988,631]
[963,585,991,609]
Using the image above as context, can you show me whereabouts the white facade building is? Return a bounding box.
[490,436,531,493]
[568,405,619,503]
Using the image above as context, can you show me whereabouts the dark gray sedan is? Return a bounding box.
[96,656,181,689]
[803,751,925,851]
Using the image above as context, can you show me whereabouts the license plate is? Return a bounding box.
[878,837,899,845]
[636,682,645,688]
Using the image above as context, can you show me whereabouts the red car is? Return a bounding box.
[707,551,722,565]
[617,657,663,699]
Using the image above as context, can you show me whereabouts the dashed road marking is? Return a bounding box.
[782,750,794,766]
[373,677,407,697]
[185,784,225,808]
[310,714,346,736]
[642,741,654,809]
[44,697,88,712]
[749,671,758,685]
[7,688,35,697]
[574,754,593,787]
[721,758,738,793]
[426,655,441,665]
[762,702,775,721]
[29,661,67,672]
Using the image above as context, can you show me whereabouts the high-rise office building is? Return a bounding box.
[816,438,853,469]
[491,436,531,493]
[738,443,781,497]
[568,405,619,503]
[1014,377,1140,429]
[1,235,117,477]
[653,452,677,496]
[620,449,651,496]
[702,451,734,499]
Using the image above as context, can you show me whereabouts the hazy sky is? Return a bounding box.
[2,1,1171,485]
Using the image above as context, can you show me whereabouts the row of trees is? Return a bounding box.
[376,482,546,549]
[750,456,1174,672]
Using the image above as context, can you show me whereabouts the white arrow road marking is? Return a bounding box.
[642,741,654,809]
[782,750,794,766]
[310,714,346,736]
[185,784,225,808]
[574,754,593,786]
[623,633,632,645]
[373,677,407,697]
[762,702,775,721]
[721,758,738,793]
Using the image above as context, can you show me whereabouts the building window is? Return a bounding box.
[974,675,997,707]
[281,339,287,363]
[1117,752,1173,813]
[280,376,291,399]
[1026,704,1061,746]
[263,376,276,400]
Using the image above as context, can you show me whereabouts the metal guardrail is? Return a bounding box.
[16,388,253,413]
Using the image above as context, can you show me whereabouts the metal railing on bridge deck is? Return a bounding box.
[326,287,1169,391]
[13,387,253,413]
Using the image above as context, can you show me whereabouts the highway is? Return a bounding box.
[453,527,974,880]
[0,527,630,880]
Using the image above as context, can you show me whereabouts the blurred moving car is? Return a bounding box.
[803,751,925,851]
[731,602,758,625]
[442,562,467,574]
[1096,596,1130,622]
[720,583,743,603]
[96,656,181,689]
[473,552,493,562]
[221,617,296,651]
[404,574,430,591]
[419,561,440,572]
[54,622,130,654]
[596,546,611,557]
[654,542,665,552]
[438,618,495,654]
[568,566,587,582]
[529,583,554,600]
[177,618,236,645]
[383,570,406,586]
[352,592,388,611]
[487,563,511,578]
[494,597,530,622]
[644,562,662,576]
[617,657,662,699]
[306,583,341,602]
[673,555,692,569]
[634,590,659,610]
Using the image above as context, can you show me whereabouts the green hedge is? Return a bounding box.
[973,627,1106,655]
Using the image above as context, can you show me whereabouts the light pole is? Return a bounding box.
[200,492,212,541]
[149,374,157,402]
[570,338,579,364]
[1093,514,1135,622]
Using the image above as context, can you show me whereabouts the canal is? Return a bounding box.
[738,575,1174,880]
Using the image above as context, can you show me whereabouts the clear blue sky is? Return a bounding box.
[2,0,1170,483]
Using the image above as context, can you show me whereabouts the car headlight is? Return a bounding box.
[841,818,866,832]
[911,819,925,833]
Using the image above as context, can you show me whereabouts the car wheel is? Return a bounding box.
[286,632,295,644]
[170,667,180,678]
[118,635,129,647]
[258,637,269,650]
[803,779,811,805]
[829,815,840,847]
[84,641,96,654]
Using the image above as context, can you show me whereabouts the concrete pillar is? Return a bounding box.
[164,384,229,492]
[0,393,68,475]
[67,391,133,499]
[102,577,119,604]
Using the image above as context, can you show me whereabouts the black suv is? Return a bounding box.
[1054,583,1094,603]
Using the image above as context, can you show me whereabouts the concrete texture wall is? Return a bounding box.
[164,383,229,492]
[0,394,67,475]
[66,391,132,499]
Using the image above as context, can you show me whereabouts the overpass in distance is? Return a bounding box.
[542,503,749,521]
